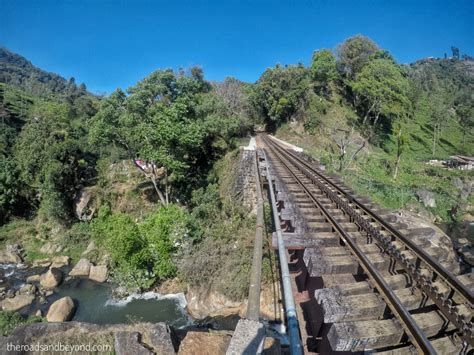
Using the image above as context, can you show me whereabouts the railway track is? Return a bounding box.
[260,134,474,354]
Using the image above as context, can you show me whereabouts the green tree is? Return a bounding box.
[337,35,379,78]
[0,158,19,223]
[90,68,240,204]
[250,64,310,128]
[352,59,411,130]
[311,49,338,93]
[13,101,88,222]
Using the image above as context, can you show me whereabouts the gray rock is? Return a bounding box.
[82,241,97,257]
[416,190,437,208]
[0,250,22,264]
[26,274,41,283]
[460,246,474,266]
[18,283,36,295]
[74,188,96,221]
[89,265,108,283]
[146,323,177,354]
[40,268,63,290]
[51,256,70,268]
[46,296,75,322]
[115,332,152,355]
[32,258,52,268]
[69,258,91,277]
[2,321,177,355]
[40,242,58,255]
[1,294,35,311]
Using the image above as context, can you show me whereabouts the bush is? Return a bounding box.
[140,204,199,280]
[92,204,198,290]
[0,311,42,336]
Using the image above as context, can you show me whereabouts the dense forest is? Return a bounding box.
[0,36,473,297]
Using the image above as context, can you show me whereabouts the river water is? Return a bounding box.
[1,265,192,327]
[50,279,192,327]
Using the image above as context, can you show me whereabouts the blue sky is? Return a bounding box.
[1,0,473,94]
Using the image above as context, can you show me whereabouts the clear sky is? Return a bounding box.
[1,0,473,94]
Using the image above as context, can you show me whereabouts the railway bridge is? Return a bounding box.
[227,134,473,355]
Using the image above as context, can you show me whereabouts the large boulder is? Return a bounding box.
[416,190,437,208]
[32,258,52,268]
[46,296,75,322]
[51,256,71,268]
[115,332,152,355]
[69,258,91,277]
[74,188,96,221]
[178,331,232,355]
[2,322,177,355]
[186,287,243,319]
[26,274,41,283]
[82,240,97,257]
[18,283,36,295]
[1,294,35,311]
[89,265,108,283]
[0,248,23,264]
[40,268,63,290]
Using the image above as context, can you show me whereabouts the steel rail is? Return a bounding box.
[264,140,437,354]
[263,134,474,345]
[266,134,473,303]
[262,148,303,355]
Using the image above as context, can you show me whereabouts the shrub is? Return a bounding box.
[0,311,42,336]
[92,204,198,290]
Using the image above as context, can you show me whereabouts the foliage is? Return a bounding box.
[352,58,411,129]
[0,47,88,99]
[0,158,19,223]
[0,311,42,336]
[92,204,197,289]
[90,68,245,204]
[250,64,310,128]
[311,49,339,91]
[13,100,91,222]
[336,35,379,78]
[179,152,255,300]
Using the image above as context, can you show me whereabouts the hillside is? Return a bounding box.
[0,47,88,98]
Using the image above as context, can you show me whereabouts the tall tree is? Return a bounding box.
[336,35,379,78]
[89,68,234,204]
[250,64,310,128]
[311,49,338,94]
[352,59,411,130]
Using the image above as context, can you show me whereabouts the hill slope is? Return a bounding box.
[0,47,88,97]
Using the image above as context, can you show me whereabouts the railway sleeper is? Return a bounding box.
[376,335,470,354]
[317,283,440,323]
[303,244,381,268]
[271,231,340,250]
[328,310,455,352]
[307,251,393,277]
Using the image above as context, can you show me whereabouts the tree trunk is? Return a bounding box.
[393,154,401,179]
[133,159,167,205]
[151,178,167,205]
[373,112,380,128]
[432,122,437,156]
